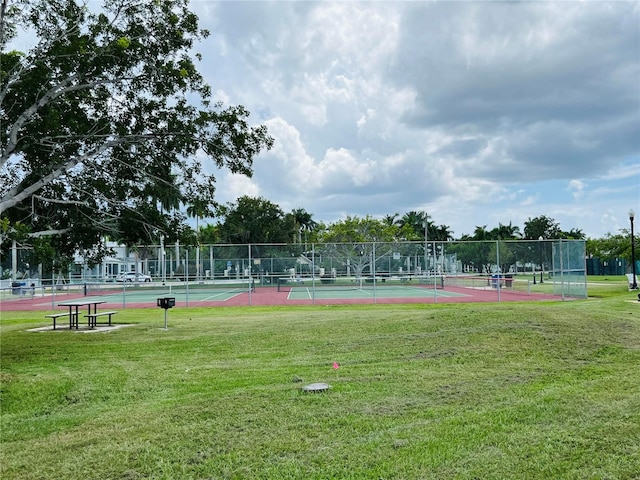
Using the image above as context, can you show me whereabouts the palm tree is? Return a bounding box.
[495,222,521,240]
[400,211,428,239]
[435,224,453,241]
[473,225,490,241]
[291,208,317,245]
[383,213,400,227]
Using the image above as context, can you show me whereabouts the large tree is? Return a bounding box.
[317,215,403,278]
[397,211,453,242]
[217,196,293,245]
[289,207,317,245]
[0,0,273,262]
[587,230,636,262]
[523,216,561,240]
[399,210,428,240]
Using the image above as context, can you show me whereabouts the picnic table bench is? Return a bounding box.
[85,311,118,328]
[44,313,70,330]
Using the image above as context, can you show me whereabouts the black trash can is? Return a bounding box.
[11,281,25,295]
[505,274,513,288]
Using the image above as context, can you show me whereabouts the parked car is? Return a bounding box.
[116,272,152,283]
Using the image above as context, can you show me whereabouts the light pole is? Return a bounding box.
[160,234,166,286]
[532,242,536,285]
[630,209,637,290]
[538,236,544,284]
[423,213,428,279]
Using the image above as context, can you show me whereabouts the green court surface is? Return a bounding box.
[81,282,252,305]
[285,284,467,300]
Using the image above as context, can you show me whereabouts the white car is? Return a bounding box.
[116,272,152,283]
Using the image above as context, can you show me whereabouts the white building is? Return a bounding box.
[71,241,149,281]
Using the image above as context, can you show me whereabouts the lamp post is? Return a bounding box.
[160,234,166,286]
[630,209,637,290]
[532,242,536,285]
[423,213,428,279]
[538,236,544,284]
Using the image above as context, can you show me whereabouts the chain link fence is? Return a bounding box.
[2,239,586,305]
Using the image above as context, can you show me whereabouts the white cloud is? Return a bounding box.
[318,147,373,188]
[257,117,321,191]
[601,162,640,181]
[190,1,639,238]
[219,174,260,203]
[568,179,585,200]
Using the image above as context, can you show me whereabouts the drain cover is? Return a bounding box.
[302,382,331,392]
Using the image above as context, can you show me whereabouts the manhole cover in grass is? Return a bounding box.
[302,382,331,392]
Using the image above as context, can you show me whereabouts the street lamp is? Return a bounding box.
[538,236,544,284]
[630,209,637,290]
[160,234,166,286]
[532,243,536,284]
[423,213,428,279]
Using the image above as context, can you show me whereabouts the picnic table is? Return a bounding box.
[49,300,107,330]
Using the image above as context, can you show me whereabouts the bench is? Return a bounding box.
[45,313,70,330]
[626,274,639,290]
[85,311,118,328]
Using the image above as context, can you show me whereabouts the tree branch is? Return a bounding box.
[0,138,123,213]
[27,228,71,238]
[0,73,123,167]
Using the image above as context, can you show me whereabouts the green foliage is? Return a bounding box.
[287,208,317,244]
[0,217,28,244]
[316,215,405,277]
[319,214,399,243]
[115,36,130,49]
[399,211,427,240]
[218,196,293,244]
[522,216,585,241]
[524,215,561,239]
[0,0,273,260]
[396,211,454,241]
[448,240,493,273]
[560,227,585,240]
[198,224,221,244]
[587,230,636,262]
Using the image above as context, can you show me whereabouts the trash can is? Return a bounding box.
[505,274,513,288]
[11,281,26,295]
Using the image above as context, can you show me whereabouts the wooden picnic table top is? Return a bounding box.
[58,300,106,307]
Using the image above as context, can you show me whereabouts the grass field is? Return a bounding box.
[1,277,639,479]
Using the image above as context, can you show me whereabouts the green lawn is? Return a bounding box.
[1,279,639,479]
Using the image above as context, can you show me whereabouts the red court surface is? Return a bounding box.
[1,285,562,312]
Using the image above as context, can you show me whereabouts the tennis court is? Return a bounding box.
[88,285,248,305]
[1,274,568,312]
[281,282,466,300]
[1,280,256,311]
[2,238,587,310]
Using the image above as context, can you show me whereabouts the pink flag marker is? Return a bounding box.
[333,361,339,370]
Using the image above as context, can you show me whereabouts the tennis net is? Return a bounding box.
[277,276,444,293]
[440,274,518,290]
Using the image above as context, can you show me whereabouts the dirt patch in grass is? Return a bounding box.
[27,324,135,333]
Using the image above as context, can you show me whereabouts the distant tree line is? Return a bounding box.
[198,196,635,267]
[202,196,589,244]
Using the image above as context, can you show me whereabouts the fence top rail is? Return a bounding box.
[95,239,585,249]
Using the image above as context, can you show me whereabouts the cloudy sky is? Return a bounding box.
[186,0,639,239]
